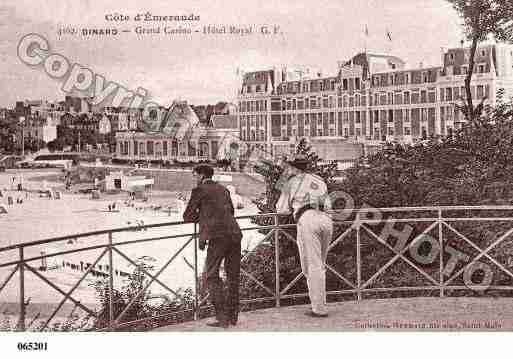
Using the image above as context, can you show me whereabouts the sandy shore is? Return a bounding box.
[0,169,264,322]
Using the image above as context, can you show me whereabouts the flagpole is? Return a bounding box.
[364,24,368,53]
[386,29,392,55]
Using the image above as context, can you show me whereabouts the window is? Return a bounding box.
[404,109,410,122]
[404,91,410,104]
[395,93,402,105]
[478,64,485,73]
[421,90,427,103]
[421,108,428,121]
[355,78,361,90]
[446,88,452,101]
[404,127,411,135]
[388,127,394,135]
[477,85,484,99]
[356,128,361,136]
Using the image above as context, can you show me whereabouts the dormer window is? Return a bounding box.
[481,50,486,57]
[449,53,455,61]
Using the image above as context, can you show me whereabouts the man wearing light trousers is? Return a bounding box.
[276,155,333,317]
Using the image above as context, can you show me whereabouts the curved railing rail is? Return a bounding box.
[2,205,513,331]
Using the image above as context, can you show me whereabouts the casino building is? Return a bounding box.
[114,101,239,163]
[237,43,513,160]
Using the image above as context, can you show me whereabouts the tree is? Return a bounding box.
[447,0,513,123]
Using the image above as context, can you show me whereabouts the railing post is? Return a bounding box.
[193,223,199,320]
[274,214,280,308]
[438,208,444,298]
[18,247,25,331]
[356,212,361,301]
[108,232,114,331]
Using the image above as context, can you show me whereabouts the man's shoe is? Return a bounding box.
[206,321,229,328]
[305,310,328,318]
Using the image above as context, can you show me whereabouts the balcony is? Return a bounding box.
[2,206,513,331]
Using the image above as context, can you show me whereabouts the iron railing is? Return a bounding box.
[2,205,513,331]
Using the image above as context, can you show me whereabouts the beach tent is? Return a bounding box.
[91,190,100,199]
[0,205,7,214]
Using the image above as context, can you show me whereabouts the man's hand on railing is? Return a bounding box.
[199,237,207,251]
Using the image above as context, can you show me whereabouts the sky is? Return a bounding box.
[0,0,464,108]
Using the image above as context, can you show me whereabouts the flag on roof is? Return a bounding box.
[386,29,392,41]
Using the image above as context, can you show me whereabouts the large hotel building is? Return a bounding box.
[237,43,513,160]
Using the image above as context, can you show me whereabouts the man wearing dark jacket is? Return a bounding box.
[183,164,243,328]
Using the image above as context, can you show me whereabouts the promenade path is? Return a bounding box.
[155,297,512,331]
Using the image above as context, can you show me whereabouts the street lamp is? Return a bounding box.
[19,116,25,157]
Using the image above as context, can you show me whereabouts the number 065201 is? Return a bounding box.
[17,342,48,351]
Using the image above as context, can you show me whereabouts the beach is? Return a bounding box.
[0,169,264,322]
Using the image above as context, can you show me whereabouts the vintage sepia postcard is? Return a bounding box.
[1,0,513,357]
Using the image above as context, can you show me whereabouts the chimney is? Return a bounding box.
[441,46,448,66]
[419,61,424,69]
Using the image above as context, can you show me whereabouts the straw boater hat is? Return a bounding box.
[287,153,309,170]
